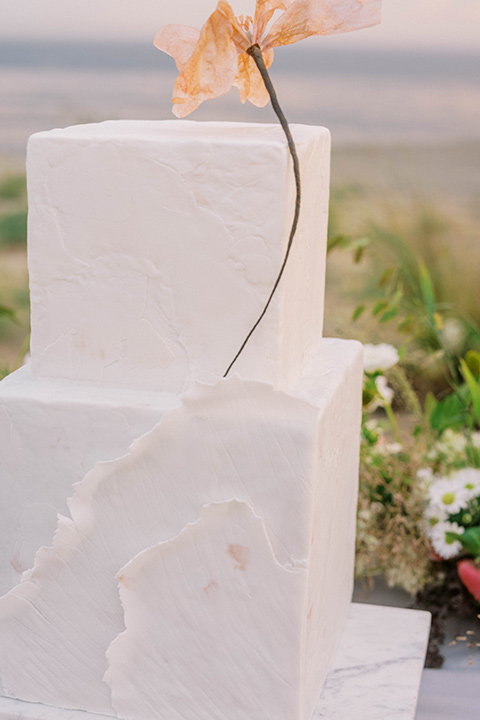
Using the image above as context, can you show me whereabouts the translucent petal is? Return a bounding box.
[153,24,200,71]
[263,0,382,49]
[216,0,252,52]
[234,48,274,107]
[168,5,240,117]
[253,0,289,43]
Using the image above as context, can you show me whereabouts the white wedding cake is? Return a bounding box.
[0,121,363,720]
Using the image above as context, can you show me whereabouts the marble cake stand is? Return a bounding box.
[0,602,430,720]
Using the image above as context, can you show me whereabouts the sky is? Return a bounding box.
[0,0,479,52]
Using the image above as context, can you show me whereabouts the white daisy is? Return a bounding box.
[363,343,400,373]
[375,375,394,405]
[365,419,383,432]
[451,468,480,501]
[429,521,464,560]
[424,502,448,525]
[441,429,467,453]
[417,467,434,492]
[385,442,403,454]
[428,477,469,516]
[441,318,466,354]
[363,375,394,413]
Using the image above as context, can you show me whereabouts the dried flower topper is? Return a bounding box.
[155,0,381,374]
[155,0,382,117]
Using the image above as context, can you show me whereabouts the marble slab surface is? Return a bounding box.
[315,603,430,719]
[0,602,430,720]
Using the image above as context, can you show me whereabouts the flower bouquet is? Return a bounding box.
[426,468,480,601]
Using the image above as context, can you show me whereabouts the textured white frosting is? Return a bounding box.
[0,604,432,720]
[0,364,177,596]
[0,120,364,720]
[27,120,330,392]
[0,338,362,720]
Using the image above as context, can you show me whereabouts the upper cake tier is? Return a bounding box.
[27,120,330,392]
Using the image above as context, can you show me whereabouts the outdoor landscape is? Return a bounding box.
[1,29,480,698]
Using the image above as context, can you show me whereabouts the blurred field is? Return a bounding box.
[0,168,29,373]
[0,140,479,375]
[325,142,480,341]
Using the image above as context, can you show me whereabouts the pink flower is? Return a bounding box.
[154,0,382,117]
[458,559,480,602]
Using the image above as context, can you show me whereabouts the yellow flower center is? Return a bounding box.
[441,492,456,506]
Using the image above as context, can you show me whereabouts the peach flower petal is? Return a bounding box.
[253,0,289,43]
[234,48,274,106]
[154,0,383,116]
[263,0,382,49]
[169,4,240,117]
[153,25,200,71]
[216,0,252,52]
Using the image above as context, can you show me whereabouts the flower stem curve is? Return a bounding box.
[223,43,301,377]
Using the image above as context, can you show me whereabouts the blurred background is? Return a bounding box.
[0,0,479,371]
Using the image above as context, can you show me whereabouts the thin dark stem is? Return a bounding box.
[223,43,302,377]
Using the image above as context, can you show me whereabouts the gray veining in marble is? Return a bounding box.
[0,698,113,719]
[0,602,430,720]
[314,603,431,719]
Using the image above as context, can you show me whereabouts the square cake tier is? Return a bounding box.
[0,338,362,720]
[27,121,330,392]
[0,365,177,597]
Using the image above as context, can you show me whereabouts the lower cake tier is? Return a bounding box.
[0,366,178,596]
[0,338,363,720]
[0,604,433,720]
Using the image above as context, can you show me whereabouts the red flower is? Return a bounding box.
[457,558,480,602]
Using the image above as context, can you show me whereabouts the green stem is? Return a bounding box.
[383,401,402,444]
[223,43,301,377]
[387,365,425,423]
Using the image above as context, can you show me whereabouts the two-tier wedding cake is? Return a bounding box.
[0,120,363,720]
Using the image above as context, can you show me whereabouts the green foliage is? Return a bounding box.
[328,200,480,436]
[0,171,29,367]
[460,359,480,426]
[429,392,470,434]
[0,211,27,247]
[352,304,365,321]
[327,233,370,262]
[0,303,19,345]
[0,304,16,322]
[14,287,30,309]
[344,197,480,592]
[418,261,436,323]
[424,354,480,435]
[327,192,480,362]
[0,174,26,201]
[465,350,480,376]
[356,428,435,593]
[453,527,480,559]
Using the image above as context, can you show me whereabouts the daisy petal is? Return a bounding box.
[263,0,382,49]
[153,25,200,71]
